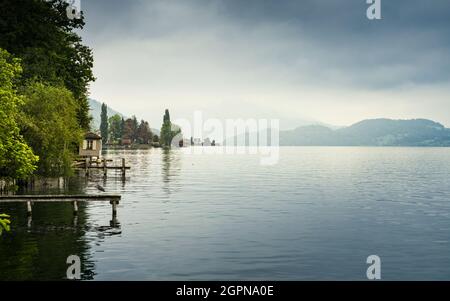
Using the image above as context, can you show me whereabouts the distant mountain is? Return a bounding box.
[88,98,160,135]
[89,98,126,130]
[280,119,450,146]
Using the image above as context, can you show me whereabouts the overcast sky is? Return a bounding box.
[80,0,450,129]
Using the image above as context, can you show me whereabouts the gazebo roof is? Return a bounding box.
[84,132,102,140]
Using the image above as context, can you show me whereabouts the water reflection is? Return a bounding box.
[161,148,182,196]
[0,201,95,280]
[0,173,122,280]
[3,148,450,280]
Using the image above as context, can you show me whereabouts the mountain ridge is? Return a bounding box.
[89,98,126,130]
[280,118,450,146]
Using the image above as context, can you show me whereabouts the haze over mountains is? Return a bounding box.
[89,98,125,130]
[280,119,450,146]
[89,99,450,146]
[224,119,450,147]
[89,98,160,135]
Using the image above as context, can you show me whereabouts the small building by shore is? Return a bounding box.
[79,132,102,158]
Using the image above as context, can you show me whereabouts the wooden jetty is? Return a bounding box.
[75,158,131,177]
[0,194,121,216]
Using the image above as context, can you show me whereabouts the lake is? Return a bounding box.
[1,147,450,280]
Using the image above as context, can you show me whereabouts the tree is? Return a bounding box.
[100,103,108,144]
[20,82,83,177]
[160,110,172,147]
[121,118,134,143]
[120,117,125,139]
[137,120,153,144]
[0,49,38,179]
[0,0,95,130]
[108,114,122,143]
[132,115,139,142]
[160,109,181,147]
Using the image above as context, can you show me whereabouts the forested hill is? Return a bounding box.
[89,98,125,130]
[280,119,450,146]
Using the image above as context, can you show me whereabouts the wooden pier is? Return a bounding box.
[75,158,131,177]
[0,194,121,216]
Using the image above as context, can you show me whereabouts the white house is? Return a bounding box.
[79,132,102,158]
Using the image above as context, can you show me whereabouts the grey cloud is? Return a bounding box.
[81,0,450,89]
[79,0,450,127]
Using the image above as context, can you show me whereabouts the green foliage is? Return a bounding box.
[19,82,83,177]
[0,49,38,179]
[108,114,122,143]
[100,103,108,144]
[132,116,139,142]
[120,116,154,145]
[137,120,153,144]
[160,109,181,147]
[120,117,126,138]
[121,118,134,142]
[0,0,95,130]
[0,213,11,235]
[160,110,172,147]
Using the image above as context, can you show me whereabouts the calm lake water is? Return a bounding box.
[1,147,450,280]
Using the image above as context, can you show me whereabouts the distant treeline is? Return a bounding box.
[99,105,181,148]
[100,103,157,146]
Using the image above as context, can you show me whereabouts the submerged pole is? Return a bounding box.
[103,158,107,177]
[85,158,89,176]
[110,200,118,217]
[121,158,126,178]
[26,201,32,216]
[73,201,78,215]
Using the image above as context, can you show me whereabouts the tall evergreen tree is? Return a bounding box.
[108,114,122,142]
[160,109,181,147]
[132,115,139,142]
[160,110,172,147]
[120,117,125,139]
[100,103,108,144]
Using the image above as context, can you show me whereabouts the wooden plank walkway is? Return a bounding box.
[75,158,131,177]
[0,194,121,216]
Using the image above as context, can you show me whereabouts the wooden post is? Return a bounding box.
[85,158,89,176]
[73,201,78,215]
[110,200,118,217]
[121,158,126,178]
[110,216,118,228]
[103,158,107,177]
[26,201,32,216]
